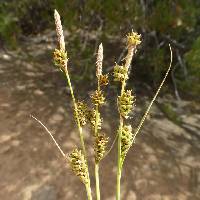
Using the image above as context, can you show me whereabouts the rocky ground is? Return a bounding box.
[0,34,200,200]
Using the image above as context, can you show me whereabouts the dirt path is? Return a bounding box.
[0,43,199,200]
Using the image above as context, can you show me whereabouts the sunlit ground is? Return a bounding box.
[0,35,199,200]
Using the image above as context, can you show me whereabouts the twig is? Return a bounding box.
[30,115,66,158]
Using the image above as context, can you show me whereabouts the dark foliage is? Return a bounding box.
[0,0,200,98]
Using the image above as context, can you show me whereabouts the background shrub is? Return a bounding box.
[0,0,199,99]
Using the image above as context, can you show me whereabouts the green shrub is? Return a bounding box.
[1,0,200,98]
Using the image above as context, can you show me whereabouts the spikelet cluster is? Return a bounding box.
[87,109,102,131]
[68,148,89,184]
[113,64,128,82]
[120,125,133,159]
[126,31,141,47]
[74,101,88,127]
[53,49,67,71]
[94,134,109,163]
[90,90,105,106]
[118,90,135,118]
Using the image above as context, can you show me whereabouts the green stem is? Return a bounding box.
[94,104,101,200]
[116,43,134,200]
[95,163,100,200]
[85,183,93,200]
[65,69,87,156]
[64,67,92,200]
[94,105,99,137]
[116,117,123,200]
[94,80,101,200]
[116,81,126,200]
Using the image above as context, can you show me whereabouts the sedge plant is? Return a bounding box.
[32,10,172,200]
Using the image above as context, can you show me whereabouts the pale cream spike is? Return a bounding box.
[96,43,103,77]
[54,9,65,51]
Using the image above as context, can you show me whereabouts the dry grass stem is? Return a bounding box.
[133,44,173,141]
[30,115,66,158]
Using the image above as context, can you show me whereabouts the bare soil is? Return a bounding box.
[0,37,199,200]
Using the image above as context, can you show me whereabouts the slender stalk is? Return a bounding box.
[94,41,103,200]
[86,183,93,200]
[31,115,66,158]
[31,115,92,200]
[133,44,173,141]
[116,81,126,200]
[116,117,122,200]
[116,39,135,199]
[54,10,92,199]
[95,163,100,200]
[116,44,172,199]
[94,82,101,200]
[54,8,88,160]
[64,67,87,156]
[64,67,92,200]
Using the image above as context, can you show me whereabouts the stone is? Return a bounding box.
[126,191,137,200]
[146,194,162,200]
[135,179,148,191]
[31,185,57,200]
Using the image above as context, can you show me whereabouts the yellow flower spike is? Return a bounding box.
[74,101,89,127]
[87,109,102,131]
[53,48,68,71]
[126,31,141,47]
[90,90,105,106]
[120,125,133,160]
[68,148,89,185]
[94,134,109,163]
[118,90,136,118]
[113,64,128,82]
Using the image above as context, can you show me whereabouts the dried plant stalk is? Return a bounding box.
[31,115,66,158]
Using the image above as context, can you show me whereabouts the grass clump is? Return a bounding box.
[32,10,172,200]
